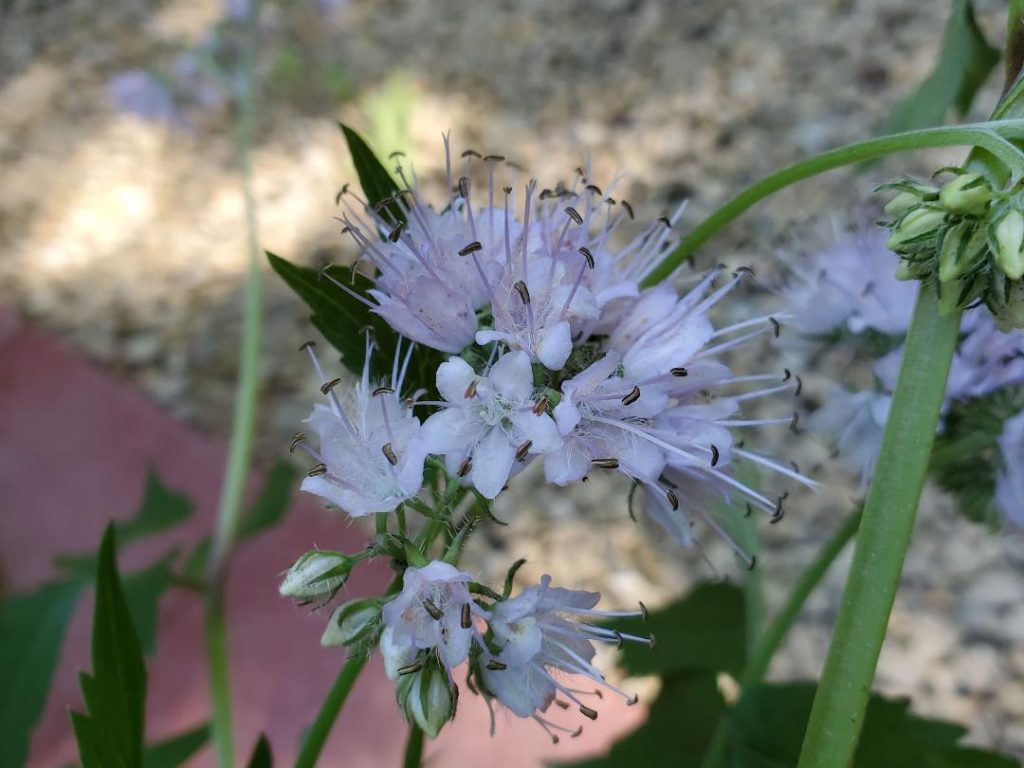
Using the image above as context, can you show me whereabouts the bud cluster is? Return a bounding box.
[882,170,1024,329]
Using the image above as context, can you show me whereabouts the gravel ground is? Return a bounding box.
[2,0,1022,759]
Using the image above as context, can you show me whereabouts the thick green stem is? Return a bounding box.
[699,508,861,768]
[402,725,425,768]
[204,6,263,767]
[643,122,1024,286]
[797,291,961,768]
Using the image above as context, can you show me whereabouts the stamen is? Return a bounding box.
[565,206,583,225]
[486,659,508,671]
[621,200,634,219]
[516,440,533,461]
[459,241,483,256]
[307,463,328,477]
[422,598,443,620]
[458,457,473,477]
[621,385,641,405]
[464,379,479,399]
[514,280,531,305]
[461,603,472,629]
[578,246,595,268]
[591,458,620,469]
[289,433,306,453]
[382,442,399,466]
[579,705,598,721]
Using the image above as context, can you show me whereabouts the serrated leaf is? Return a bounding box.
[886,0,999,133]
[267,252,443,395]
[121,556,175,656]
[730,683,1019,768]
[614,582,746,678]
[237,460,297,539]
[554,672,725,768]
[246,735,273,768]
[142,723,209,768]
[0,579,85,768]
[339,122,405,226]
[55,471,193,578]
[71,523,147,768]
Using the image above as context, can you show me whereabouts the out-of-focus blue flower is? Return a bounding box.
[107,70,188,128]
[996,410,1024,527]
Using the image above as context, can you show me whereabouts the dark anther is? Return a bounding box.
[555,699,570,710]
[381,442,399,466]
[464,379,478,399]
[532,397,548,415]
[626,694,640,706]
[591,458,620,469]
[710,444,720,467]
[461,603,472,629]
[745,502,753,518]
[483,154,506,162]
[789,411,801,434]
[579,705,599,721]
[790,460,801,474]
[458,176,470,198]
[658,216,671,228]
[289,433,306,452]
[666,489,679,510]
[613,630,624,649]
[746,555,758,572]
[503,185,512,195]
[458,457,473,477]
[300,340,317,351]
[782,368,791,382]
[578,246,595,268]
[621,385,641,406]
[539,188,552,199]
[733,265,756,278]
[307,463,328,477]
[459,241,484,256]
[460,149,481,158]
[571,726,583,738]
[320,377,343,395]
[771,497,785,524]
[565,206,584,225]
[769,317,781,337]
[639,600,649,621]
[621,200,635,220]
[422,598,443,620]
[586,184,603,195]
[575,166,586,177]
[373,386,395,397]
[794,375,803,396]
[486,659,508,671]
[671,367,689,377]
[513,280,531,305]
[516,440,533,461]
[389,151,407,159]
[387,222,405,243]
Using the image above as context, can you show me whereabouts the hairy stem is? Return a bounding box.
[699,508,861,768]
[797,290,960,768]
[204,5,263,767]
[643,121,1024,285]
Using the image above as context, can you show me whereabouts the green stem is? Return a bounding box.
[797,290,961,768]
[204,5,263,767]
[402,725,425,768]
[643,122,1024,286]
[294,652,370,768]
[699,507,862,768]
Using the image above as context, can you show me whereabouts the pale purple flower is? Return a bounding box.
[420,351,561,498]
[108,70,186,128]
[809,387,891,487]
[295,339,427,517]
[996,410,1024,527]
[480,575,649,739]
[380,561,482,674]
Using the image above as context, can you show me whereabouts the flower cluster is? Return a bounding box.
[784,223,1024,523]
[282,141,814,737]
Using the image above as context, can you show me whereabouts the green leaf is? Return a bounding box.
[71,523,147,768]
[886,0,999,132]
[931,386,1024,528]
[730,683,1019,767]
[0,579,85,768]
[339,122,405,226]
[143,724,210,768]
[55,471,193,578]
[614,582,747,678]
[237,460,297,539]
[246,735,273,768]
[554,672,725,768]
[121,557,175,656]
[267,252,443,394]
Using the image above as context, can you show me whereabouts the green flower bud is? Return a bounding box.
[321,598,381,647]
[279,549,352,603]
[991,208,1024,280]
[938,172,992,216]
[886,207,945,251]
[882,181,937,216]
[397,661,457,738]
[938,221,987,283]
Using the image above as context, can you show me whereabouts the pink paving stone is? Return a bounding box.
[0,309,645,767]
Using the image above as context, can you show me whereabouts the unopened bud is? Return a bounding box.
[938,221,987,283]
[883,181,936,217]
[397,661,456,738]
[992,209,1024,280]
[279,549,352,602]
[321,598,381,647]
[885,207,945,251]
[939,172,992,216]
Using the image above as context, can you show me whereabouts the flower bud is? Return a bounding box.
[279,550,352,602]
[938,221,987,283]
[883,182,937,217]
[321,598,381,647]
[885,207,945,251]
[397,661,457,738]
[991,208,1024,280]
[939,172,992,216]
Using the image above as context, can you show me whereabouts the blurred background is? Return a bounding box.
[1,0,1022,764]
